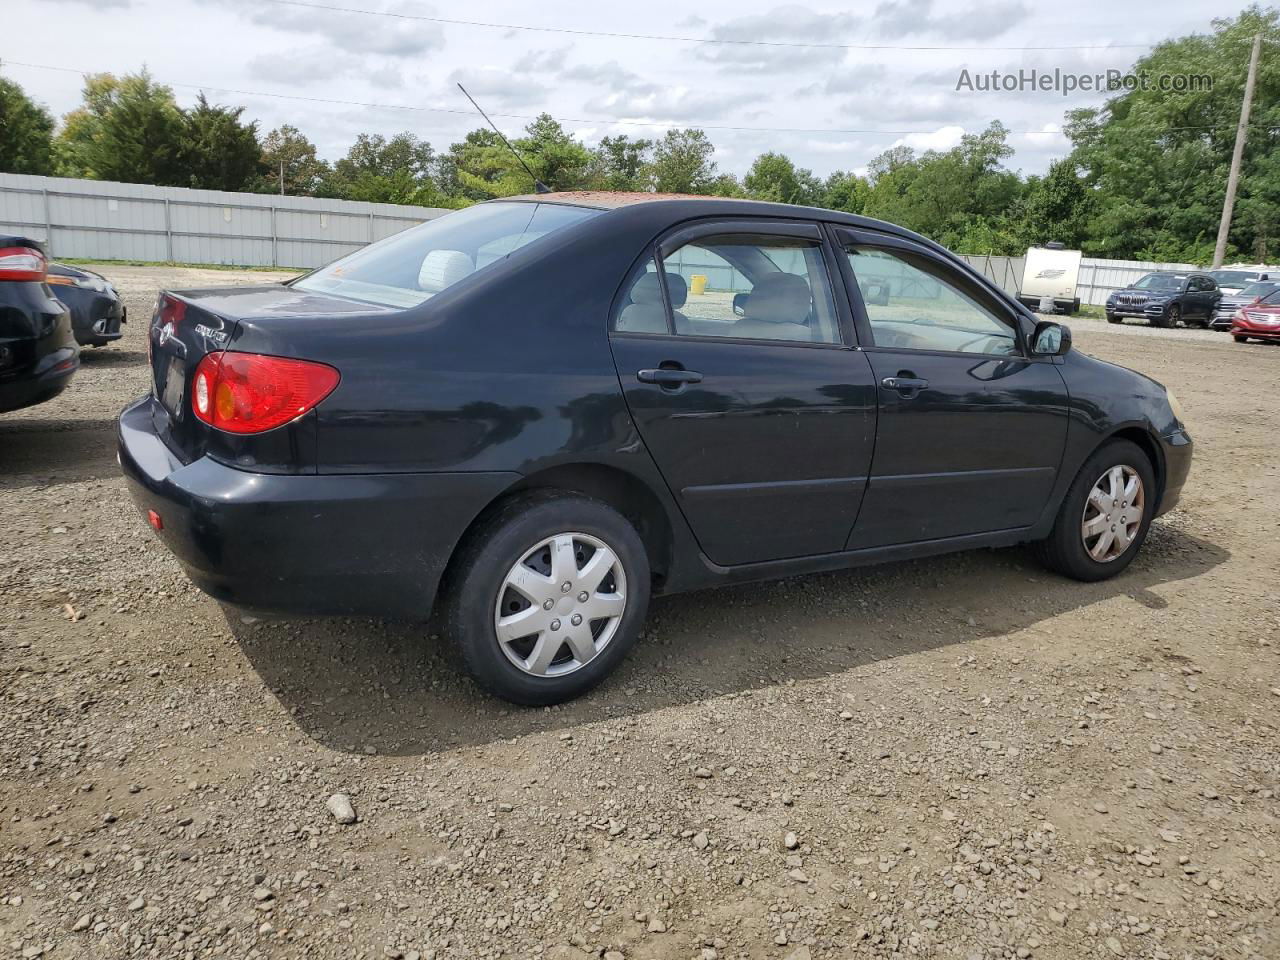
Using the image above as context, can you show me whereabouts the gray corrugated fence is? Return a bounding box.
[959,252,1201,306]
[0,173,448,269]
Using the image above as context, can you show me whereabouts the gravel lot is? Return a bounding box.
[1,265,1278,960]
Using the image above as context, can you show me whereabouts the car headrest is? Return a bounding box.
[418,249,474,293]
[743,273,811,324]
[631,272,687,308]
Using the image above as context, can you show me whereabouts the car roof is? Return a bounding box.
[495,190,941,248]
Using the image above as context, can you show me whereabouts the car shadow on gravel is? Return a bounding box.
[0,417,119,488]
[228,520,1228,757]
[78,348,147,367]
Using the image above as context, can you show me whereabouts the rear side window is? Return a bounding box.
[294,202,600,309]
[614,234,840,344]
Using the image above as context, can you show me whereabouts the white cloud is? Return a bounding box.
[892,124,967,151]
[697,6,857,73]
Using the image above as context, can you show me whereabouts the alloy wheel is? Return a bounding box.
[493,532,627,677]
[1080,465,1145,563]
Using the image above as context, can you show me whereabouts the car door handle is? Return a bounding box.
[881,376,929,393]
[637,368,703,387]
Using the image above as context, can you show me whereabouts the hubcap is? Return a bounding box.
[1081,465,1145,563]
[493,532,627,678]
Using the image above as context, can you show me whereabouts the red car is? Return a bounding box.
[1232,288,1280,343]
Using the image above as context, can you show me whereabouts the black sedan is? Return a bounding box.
[0,236,79,414]
[46,262,125,347]
[118,195,1193,704]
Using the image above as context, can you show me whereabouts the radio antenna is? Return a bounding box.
[456,83,551,194]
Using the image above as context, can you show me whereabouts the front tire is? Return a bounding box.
[1234,335,1248,343]
[1105,312,1122,325]
[443,493,650,705]
[1151,305,1178,328]
[1034,439,1156,582]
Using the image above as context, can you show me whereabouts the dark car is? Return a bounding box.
[1105,272,1219,328]
[0,236,79,414]
[118,195,1193,704]
[1211,279,1280,330]
[46,262,126,347]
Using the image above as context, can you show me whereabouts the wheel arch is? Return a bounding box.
[433,461,677,617]
[1101,424,1166,509]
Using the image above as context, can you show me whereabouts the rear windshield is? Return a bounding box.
[294,201,601,308]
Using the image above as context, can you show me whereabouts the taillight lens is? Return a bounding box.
[191,352,339,434]
[0,246,47,282]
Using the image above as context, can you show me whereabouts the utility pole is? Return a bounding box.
[279,160,285,196]
[1212,31,1263,269]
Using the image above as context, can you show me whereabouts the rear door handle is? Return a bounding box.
[637,368,703,387]
[881,376,929,394]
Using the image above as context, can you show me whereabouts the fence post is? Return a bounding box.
[41,189,52,253]
[368,211,375,244]
[163,198,173,262]
[270,206,278,268]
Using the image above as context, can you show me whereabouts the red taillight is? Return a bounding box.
[0,246,47,282]
[192,352,339,434]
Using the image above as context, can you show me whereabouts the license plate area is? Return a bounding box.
[161,356,185,419]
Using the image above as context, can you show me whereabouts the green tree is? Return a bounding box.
[448,116,592,199]
[1012,159,1093,249]
[326,131,440,203]
[587,135,652,191]
[180,93,262,191]
[821,170,870,215]
[55,70,185,185]
[0,72,54,174]
[646,129,717,193]
[257,125,330,196]
[743,152,821,205]
[1065,6,1280,259]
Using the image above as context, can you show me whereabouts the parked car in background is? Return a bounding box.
[1229,288,1280,343]
[1211,279,1280,330]
[118,194,1192,705]
[46,262,125,347]
[0,237,79,414]
[1105,272,1219,328]
[1209,266,1274,296]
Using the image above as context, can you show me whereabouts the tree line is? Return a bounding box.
[0,7,1275,263]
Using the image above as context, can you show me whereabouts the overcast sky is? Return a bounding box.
[6,0,1225,180]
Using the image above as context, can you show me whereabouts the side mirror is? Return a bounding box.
[1031,320,1071,356]
[732,292,749,316]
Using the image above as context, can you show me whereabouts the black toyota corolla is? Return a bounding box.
[118,194,1192,704]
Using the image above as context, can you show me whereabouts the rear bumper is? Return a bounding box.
[1157,427,1193,517]
[0,346,78,413]
[117,396,518,618]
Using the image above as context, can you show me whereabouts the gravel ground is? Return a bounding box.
[1,265,1277,960]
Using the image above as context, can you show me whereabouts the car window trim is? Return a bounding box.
[831,226,1039,360]
[632,217,854,349]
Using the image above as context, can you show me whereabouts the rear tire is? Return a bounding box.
[442,492,650,705]
[1034,439,1156,582]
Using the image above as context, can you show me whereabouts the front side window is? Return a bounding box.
[632,234,840,344]
[294,201,600,308]
[845,246,1018,355]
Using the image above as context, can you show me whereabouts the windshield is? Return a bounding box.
[1133,274,1185,292]
[1239,281,1280,299]
[1211,270,1257,285]
[1262,290,1280,305]
[294,202,601,308]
